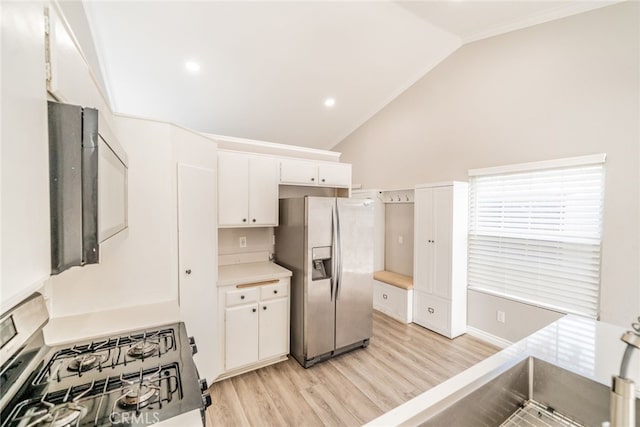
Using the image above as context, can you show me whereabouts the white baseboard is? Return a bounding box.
[466,326,513,349]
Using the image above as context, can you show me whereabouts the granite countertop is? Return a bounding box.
[218,261,292,287]
[367,315,640,426]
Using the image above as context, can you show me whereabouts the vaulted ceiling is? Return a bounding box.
[82,1,617,150]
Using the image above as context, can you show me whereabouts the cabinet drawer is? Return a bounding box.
[373,280,412,323]
[226,287,259,307]
[260,280,289,300]
[413,292,450,335]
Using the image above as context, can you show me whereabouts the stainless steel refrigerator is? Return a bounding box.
[275,197,374,368]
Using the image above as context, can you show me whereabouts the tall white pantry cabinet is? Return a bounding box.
[413,182,468,339]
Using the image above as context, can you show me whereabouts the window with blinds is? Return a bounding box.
[468,154,606,319]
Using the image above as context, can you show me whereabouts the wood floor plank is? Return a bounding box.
[328,353,406,412]
[207,377,250,427]
[255,364,325,427]
[311,361,384,423]
[300,383,361,427]
[365,340,435,391]
[206,311,499,426]
[230,371,288,426]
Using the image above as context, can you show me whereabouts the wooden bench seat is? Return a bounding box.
[373,270,413,290]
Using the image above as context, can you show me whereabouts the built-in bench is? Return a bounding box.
[372,270,414,323]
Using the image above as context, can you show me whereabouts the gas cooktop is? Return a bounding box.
[0,294,211,427]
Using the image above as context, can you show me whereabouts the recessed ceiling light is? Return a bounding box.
[324,97,336,108]
[185,61,200,73]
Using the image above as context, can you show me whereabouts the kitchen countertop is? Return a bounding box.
[43,300,181,345]
[367,315,640,426]
[218,261,292,287]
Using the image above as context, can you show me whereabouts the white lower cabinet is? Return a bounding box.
[225,303,259,371]
[413,291,450,336]
[218,278,290,379]
[373,280,413,324]
[258,298,288,360]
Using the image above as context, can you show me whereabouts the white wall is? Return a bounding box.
[334,2,640,338]
[1,1,51,311]
[47,118,179,316]
[218,228,274,258]
[384,204,414,276]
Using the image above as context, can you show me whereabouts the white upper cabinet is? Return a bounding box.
[218,151,278,227]
[279,158,318,185]
[318,163,352,187]
[280,158,351,188]
[248,156,279,226]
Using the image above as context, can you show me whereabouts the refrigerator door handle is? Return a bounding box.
[331,203,337,301]
[335,202,342,300]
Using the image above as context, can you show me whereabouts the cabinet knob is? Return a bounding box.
[263,306,267,310]
[240,295,245,300]
[382,294,388,300]
[321,178,325,183]
[310,177,315,182]
[252,308,256,312]
[428,307,435,314]
[273,290,278,294]
[242,218,247,222]
[252,218,256,223]
[185,269,192,275]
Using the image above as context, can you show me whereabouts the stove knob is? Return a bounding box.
[189,336,198,355]
[199,378,209,392]
[202,391,212,408]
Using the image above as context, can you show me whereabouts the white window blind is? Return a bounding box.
[468,154,606,319]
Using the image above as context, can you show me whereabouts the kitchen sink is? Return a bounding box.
[420,356,640,427]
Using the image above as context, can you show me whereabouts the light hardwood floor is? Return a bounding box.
[206,310,499,426]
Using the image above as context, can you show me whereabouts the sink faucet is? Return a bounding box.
[611,316,640,427]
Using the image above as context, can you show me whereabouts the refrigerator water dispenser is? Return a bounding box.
[312,246,332,280]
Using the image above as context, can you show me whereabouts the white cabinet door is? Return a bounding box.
[248,156,278,226]
[218,152,278,227]
[280,158,317,185]
[225,304,259,371]
[414,187,434,294]
[432,187,453,299]
[258,298,289,360]
[218,152,249,226]
[317,163,351,187]
[177,164,218,382]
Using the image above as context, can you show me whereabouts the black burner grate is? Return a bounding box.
[33,329,176,385]
[4,364,182,427]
